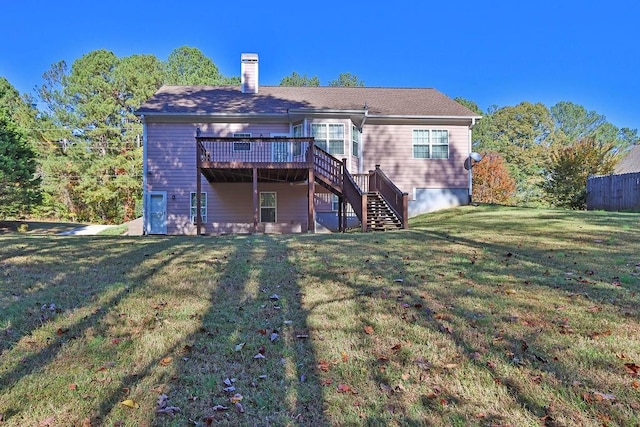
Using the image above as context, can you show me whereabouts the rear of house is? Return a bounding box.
[137,54,480,235]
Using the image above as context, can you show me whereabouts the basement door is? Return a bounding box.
[147,191,167,234]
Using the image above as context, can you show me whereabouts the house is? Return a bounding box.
[614,144,640,174]
[135,53,481,235]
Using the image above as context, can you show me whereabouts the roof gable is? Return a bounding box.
[136,85,479,118]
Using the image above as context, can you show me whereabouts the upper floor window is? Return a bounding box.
[311,123,344,155]
[412,129,449,159]
[233,133,252,151]
[352,125,361,157]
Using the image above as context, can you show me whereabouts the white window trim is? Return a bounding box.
[412,129,450,159]
[311,123,345,155]
[190,192,207,224]
[259,191,277,223]
[332,194,339,211]
[351,125,361,158]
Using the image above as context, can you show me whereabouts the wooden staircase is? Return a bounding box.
[312,145,408,232]
[365,192,403,231]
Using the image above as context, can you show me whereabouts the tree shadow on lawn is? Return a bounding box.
[293,228,639,425]
[149,234,326,426]
[1,234,328,426]
[0,236,188,421]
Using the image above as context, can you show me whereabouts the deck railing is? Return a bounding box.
[197,137,313,164]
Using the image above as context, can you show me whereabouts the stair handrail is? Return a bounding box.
[369,165,409,229]
[342,164,364,224]
[313,145,342,190]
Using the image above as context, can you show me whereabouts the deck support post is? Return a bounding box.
[337,196,343,232]
[361,193,368,232]
[307,142,315,233]
[196,139,202,236]
[252,167,258,234]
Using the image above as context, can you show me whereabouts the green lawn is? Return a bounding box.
[0,205,639,426]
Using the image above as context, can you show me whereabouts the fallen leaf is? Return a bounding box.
[632,380,639,389]
[235,402,244,413]
[391,343,402,352]
[56,328,69,336]
[593,392,616,401]
[363,326,374,335]
[69,383,77,391]
[160,357,172,366]
[443,363,458,370]
[270,332,279,342]
[234,342,246,352]
[230,393,243,404]
[624,363,640,376]
[156,406,181,416]
[254,353,265,359]
[211,404,228,411]
[120,399,140,409]
[321,378,333,386]
[257,329,267,335]
[337,384,352,393]
[341,352,349,363]
[38,415,55,426]
[318,360,330,372]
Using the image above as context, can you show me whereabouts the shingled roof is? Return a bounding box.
[136,85,479,118]
[615,145,640,174]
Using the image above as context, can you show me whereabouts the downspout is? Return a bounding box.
[468,117,476,204]
[141,114,148,235]
[358,110,368,174]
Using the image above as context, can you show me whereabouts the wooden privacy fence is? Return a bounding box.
[586,172,640,211]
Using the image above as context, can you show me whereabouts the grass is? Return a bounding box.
[0,205,639,426]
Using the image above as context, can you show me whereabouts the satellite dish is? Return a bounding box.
[464,152,484,170]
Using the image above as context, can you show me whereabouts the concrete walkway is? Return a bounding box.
[57,225,115,236]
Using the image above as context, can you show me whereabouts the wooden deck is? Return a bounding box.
[195,136,409,234]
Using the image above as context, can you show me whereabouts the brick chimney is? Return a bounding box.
[241,53,259,94]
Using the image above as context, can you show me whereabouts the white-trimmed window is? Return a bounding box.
[260,192,277,223]
[292,124,303,156]
[352,125,361,157]
[233,132,251,151]
[190,192,207,223]
[311,123,344,155]
[332,194,339,211]
[412,129,449,159]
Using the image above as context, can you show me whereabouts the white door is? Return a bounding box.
[147,192,167,234]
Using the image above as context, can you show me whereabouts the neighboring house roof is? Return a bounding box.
[615,145,640,174]
[136,85,479,119]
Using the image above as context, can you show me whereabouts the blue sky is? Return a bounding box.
[2,0,639,131]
